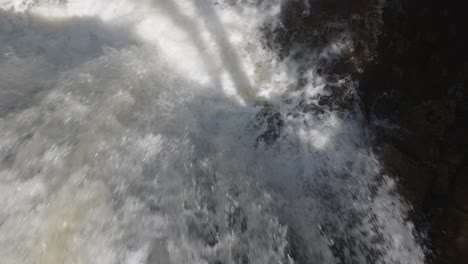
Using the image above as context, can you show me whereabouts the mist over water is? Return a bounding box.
[0,1,425,263]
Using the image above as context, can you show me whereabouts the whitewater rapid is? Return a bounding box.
[0,0,425,263]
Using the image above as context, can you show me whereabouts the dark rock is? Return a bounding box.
[402,100,456,137]
[433,162,450,197]
[358,0,465,262]
[453,167,468,213]
[264,0,465,262]
[380,143,431,208]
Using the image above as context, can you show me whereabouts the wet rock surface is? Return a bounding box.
[359,0,465,262]
[266,0,465,262]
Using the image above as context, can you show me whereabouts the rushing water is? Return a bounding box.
[0,1,425,263]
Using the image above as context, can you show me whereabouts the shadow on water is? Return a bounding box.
[152,0,223,90]
[192,0,252,99]
[153,0,252,101]
[0,8,139,117]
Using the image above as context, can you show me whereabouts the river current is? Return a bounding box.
[0,1,425,263]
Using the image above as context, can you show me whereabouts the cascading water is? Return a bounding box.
[0,0,425,263]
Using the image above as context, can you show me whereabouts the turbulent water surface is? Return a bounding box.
[0,0,425,263]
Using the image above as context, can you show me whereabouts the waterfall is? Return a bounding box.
[0,1,425,263]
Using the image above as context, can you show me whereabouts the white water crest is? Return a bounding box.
[0,0,425,263]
